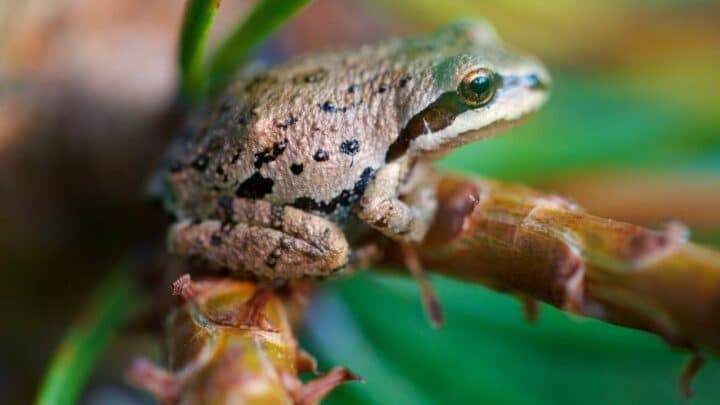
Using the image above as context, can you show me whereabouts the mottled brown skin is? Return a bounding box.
[170,199,349,278]
[157,20,550,278]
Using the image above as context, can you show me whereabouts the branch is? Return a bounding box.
[390,171,720,355]
[130,171,720,402]
[128,275,359,404]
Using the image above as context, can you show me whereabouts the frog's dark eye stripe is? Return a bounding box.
[386,92,469,161]
[457,68,497,107]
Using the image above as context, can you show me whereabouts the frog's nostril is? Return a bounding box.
[526,73,549,91]
[499,73,550,92]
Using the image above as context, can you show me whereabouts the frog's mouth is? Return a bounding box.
[386,72,549,161]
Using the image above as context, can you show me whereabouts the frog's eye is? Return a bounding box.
[457,68,497,107]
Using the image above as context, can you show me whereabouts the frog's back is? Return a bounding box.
[161,23,482,220]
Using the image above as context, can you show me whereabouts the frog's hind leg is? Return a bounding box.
[168,198,350,279]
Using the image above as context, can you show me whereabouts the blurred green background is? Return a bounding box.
[1,0,718,403]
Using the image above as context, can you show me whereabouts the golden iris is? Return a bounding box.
[458,68,497,107]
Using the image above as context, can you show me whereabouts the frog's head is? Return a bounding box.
[387,20,550,161]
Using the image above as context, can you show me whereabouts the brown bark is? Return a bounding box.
[128,276,358,404]
[132,171,720,402]
[392,171,720,354]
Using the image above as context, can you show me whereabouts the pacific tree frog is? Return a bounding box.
[155,20,550,280]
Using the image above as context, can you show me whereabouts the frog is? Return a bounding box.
[156,19,550,280]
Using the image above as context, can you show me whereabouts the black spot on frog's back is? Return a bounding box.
[277,114,297,130]
[339,139,360,156]
[254,139,288,169]
[236,110,257,126]
[216,196,235,221]
[319,101,337,113]
[292,167,376,217]
[265,247,282,268]
[352,167,375,196]
[290,163,304,175]
[244,73,278,93]
[294,68,328,84]
[191,155,209,171]
[318,101,348,113]
[236,172,274,199]
[292,197,328,213]
[313,149,329,162]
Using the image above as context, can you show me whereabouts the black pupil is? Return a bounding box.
[469,75,492,96]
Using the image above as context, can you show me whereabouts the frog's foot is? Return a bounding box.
[400,243,443,327]
[679,352,705,400]
[356,161,436,243]
[127,357,179,404]
[517,294,540,323]
[172,273,199,301]
[237,280,284,332]
[289,368,362,405]
[168,198,350,279]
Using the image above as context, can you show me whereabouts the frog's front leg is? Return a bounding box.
[356,159,437,243]
[356,160,443,325]
[168,198,350,278]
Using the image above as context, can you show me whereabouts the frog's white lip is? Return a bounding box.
[409,74,549,155]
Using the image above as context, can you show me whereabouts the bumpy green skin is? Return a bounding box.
[158,20,550,278]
